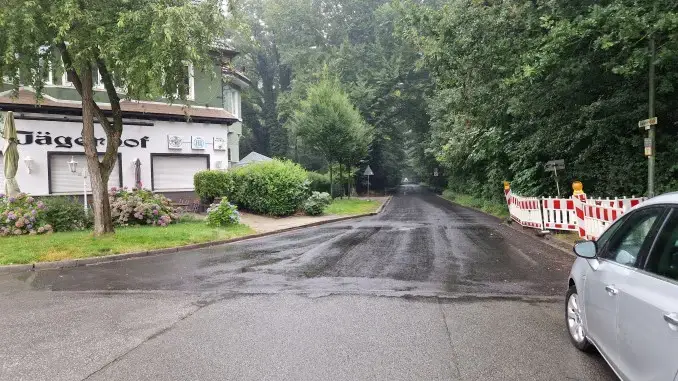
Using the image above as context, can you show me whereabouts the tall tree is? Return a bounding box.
[290,75,372,196]
[0,0,228,234]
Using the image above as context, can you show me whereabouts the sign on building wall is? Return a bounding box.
[191,136,206,150]
[168,135,183,150]
[213,137,226,151]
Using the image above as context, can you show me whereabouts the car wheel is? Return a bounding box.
[566,285,593,352]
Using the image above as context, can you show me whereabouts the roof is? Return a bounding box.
[0,89,238,125]
[238,152,272,165]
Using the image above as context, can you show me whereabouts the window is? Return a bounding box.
[223,85,241,118]
[645,209,678,282]
[602,208,664,267]
[177,63,195,100]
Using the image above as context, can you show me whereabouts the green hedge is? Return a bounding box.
[194,170,234,204]
[308,171,331,193]
[194,160,310,216]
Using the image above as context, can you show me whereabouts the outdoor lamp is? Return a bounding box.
[67,156,78,174]
[23,156,34,174]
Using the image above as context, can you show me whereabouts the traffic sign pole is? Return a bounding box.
[648,33,656,197]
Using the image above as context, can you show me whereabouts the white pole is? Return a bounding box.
[553,167,561,198]
[367,175,370,199]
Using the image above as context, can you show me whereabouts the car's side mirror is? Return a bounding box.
[573,240,597,259]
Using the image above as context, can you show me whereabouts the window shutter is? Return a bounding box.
[152,155,208,191]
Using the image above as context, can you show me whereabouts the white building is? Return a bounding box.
[1,51,248,201]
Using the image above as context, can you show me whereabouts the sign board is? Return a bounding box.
[638,117,658,130]
[544,159,565,172]
[433,168,439,177]
[363,165,374,176]
[644,138,653,156]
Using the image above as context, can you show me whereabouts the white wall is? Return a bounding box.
[0,117,231,196]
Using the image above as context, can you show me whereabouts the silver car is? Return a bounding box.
[567,193,678,381]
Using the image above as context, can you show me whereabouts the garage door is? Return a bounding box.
[152,155,209,191]
[49,153,121,194]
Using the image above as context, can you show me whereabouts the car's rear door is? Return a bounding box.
[617,207,678,381]
[585,206,665,370]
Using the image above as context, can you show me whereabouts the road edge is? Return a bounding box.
[0,196,393,275]
[434,194,574,257]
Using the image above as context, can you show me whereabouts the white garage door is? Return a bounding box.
[152,155,208,191]
[49,153,121,194]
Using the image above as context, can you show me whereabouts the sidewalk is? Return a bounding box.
[241,197,389,234]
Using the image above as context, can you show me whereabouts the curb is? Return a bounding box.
[434,194,574,257]
[0,197,392,275]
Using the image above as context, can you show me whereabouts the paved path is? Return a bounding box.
[0,185,617,380]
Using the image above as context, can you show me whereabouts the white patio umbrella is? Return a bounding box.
[2,111,21,197]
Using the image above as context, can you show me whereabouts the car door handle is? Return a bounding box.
[605,285,619,296]
[664,313,678,327]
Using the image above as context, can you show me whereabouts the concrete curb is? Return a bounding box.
[0,197,392,275]
[434,194,574,257]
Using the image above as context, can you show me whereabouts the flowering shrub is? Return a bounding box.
[0,193,52,236]
[206,198,240,227]
[109,187,178,227]
[303,192,332,216]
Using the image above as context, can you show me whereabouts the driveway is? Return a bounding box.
[0,185,617,380]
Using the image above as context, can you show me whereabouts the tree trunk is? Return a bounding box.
[329,164,334,199]
[338,162,344,199]
[80,67,115,235]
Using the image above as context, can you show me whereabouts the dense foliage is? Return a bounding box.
[42,196,92,232]
[308,172,331,193]
[194,170,235,204]
[206,198,241,227]
[303,192,332,216]
[109,187,178,227]
[0,193,52,236]
[232,0,426,192]
[397,0,678,199]
[195,160,310,216]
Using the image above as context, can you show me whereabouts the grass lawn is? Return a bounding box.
[325,198,382,216]
[441,190,510,219]
[0,222,253,266]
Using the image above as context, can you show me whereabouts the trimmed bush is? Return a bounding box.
[42,196,92,232]
[0,193,52,236]
[109,187,178,227]
[303,192,332,216]
[194,170,234,204]
[308,171,331,193]
[230,160,309,216]
[206,198,240,227]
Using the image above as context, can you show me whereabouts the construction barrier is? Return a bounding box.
[503,181,646,241]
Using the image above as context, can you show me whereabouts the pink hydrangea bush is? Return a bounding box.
[109,187,178,227]
[0,193,52,236]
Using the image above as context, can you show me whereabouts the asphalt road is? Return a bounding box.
[0,185,618,380]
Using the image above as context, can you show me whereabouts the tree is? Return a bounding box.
[290,75,372,196]
[0,0,228,234]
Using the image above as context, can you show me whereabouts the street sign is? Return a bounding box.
[363,165,374,176]
[644,138,653,156]
[544,159,565,172]
[638,117,658,130]
[433,168,439,177]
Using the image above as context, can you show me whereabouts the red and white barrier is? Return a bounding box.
[504,182,544,230]
[541,197,577,231]
[503,182,646,241]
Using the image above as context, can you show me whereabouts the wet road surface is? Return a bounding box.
[0,185,618,380]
